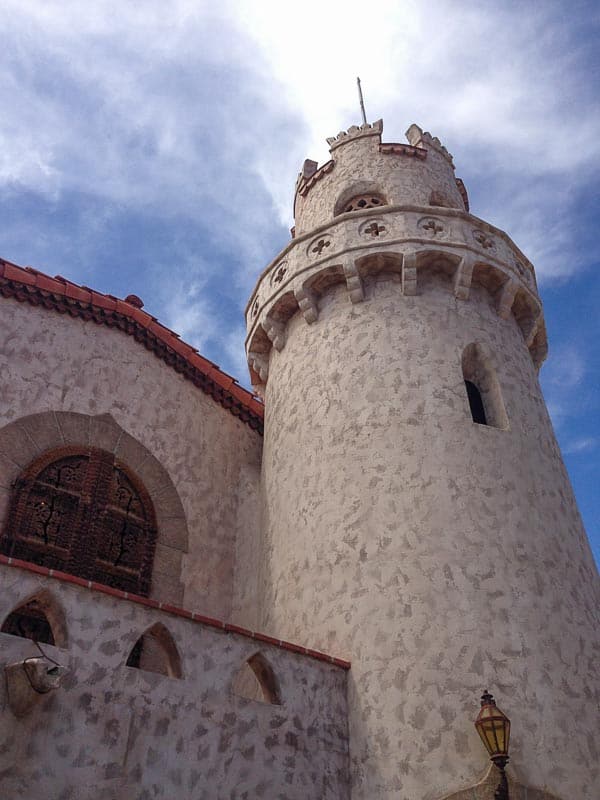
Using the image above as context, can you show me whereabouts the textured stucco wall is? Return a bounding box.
[256,271,599,800]
[294,126,464,236]
[0,299,262,618]
[0,565,349,800]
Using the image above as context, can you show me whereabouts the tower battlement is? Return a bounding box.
[326,118,384,150]
[293,119,467,235]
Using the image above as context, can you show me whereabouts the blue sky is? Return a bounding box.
[1,1,598,566]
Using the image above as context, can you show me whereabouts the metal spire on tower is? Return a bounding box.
[357,76,368,125]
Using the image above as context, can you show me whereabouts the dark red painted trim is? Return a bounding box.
[0,554,351,670]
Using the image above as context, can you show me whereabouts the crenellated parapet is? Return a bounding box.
[293,120,469,235]
[326,118,384,150]
[245,204,546,393]
[405,123,454,165]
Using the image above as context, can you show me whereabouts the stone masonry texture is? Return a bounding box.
[247,121,600,800]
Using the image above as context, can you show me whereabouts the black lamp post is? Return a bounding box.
[474,690,511,800]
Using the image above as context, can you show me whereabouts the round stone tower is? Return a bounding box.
[245,120,599,800]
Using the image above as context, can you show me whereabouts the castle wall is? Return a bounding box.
[257,272,599,800]
[0,563,349,800]
[0,299,262,618]
[294,126,465,236]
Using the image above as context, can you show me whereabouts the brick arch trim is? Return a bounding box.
[0,411,188,605]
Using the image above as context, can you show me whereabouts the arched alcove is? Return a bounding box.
[355,251,403,280]
[462,344,509,430]
[267,290,300,326]
[1,589,67,647]
[333,184,387,217]
[303,264,346,299]
[0,412,189,605]
[1,446,158,596]
[231,652,281,704]
[416,250,461,293]
[125,622,182,678]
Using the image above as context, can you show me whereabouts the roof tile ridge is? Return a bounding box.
[0,256,264,426]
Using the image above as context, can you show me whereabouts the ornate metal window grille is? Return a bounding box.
[0,447,157,596]
[342,194,387,214]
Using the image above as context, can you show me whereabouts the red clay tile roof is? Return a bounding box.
[0,258,264,433]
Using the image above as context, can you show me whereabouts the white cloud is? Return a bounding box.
[0,0,599,350]
[564,437,598,455]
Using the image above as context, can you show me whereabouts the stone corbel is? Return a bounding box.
[454,254,475,300]
[402,252,417,296]
[496,279,519,320]
[294,286,319,324]
[261,318,286,352]
[248,351,269,384]
[343,261,365,304]
[523,311,542,348]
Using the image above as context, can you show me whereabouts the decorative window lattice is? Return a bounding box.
[0,447,157,596]
[343,194,387,214]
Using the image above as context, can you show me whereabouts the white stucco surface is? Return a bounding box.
[0,300,262,618]
[247,121,600,800]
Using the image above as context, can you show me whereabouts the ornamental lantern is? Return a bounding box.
[475,690,511,760]
[474,690,510,799]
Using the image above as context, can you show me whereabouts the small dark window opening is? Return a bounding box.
[465,380,487,425]
[126,637,144,668]
[1,602,55,645]
[125,623,182,678]
[232,652,281,704]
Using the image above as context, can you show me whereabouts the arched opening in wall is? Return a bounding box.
[512,289,540,346]
[125,622,182,678]
[471,263,509,312]
[462,344,508,430]
[231,652,281,704]
[464,380,487,425]
[267,290,300,325]
[356,252,403,280]
[0,447,158,596]
[1,590,67,647]
[416,251,461,293]
[355,252,403,297]
[304,264,347,311]
[333,184,387,217]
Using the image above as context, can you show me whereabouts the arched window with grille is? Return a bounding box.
[0,447,157,596]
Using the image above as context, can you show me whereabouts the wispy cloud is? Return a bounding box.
[564,437,598,455]
[1,0,599,369]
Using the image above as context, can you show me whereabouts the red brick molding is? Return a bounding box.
[0,555,351,670]
[0,411,189,605]
[0,259,264,434]
[438,764,563,800]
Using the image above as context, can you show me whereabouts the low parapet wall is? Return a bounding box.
[0,559,350,800]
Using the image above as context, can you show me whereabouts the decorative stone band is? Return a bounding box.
[245,206,546,391]
[0,554,351,669]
